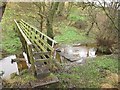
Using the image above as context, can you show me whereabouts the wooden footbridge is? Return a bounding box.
[14,19,61,87]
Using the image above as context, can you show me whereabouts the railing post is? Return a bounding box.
[53,43,62,63]
[14,20,36,75]
[27,44,36,75]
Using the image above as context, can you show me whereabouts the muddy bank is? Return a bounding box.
[0,50,8,59]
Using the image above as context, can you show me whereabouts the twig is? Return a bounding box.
[28,15,40,23]
[97,0,119,31]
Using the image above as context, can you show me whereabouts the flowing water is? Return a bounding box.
[57,44,97,63]
[0,44,97,79]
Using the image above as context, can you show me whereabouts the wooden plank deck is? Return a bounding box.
[30,73,59,88]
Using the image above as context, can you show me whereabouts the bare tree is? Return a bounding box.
[95,1,119,53]
[97,0,119,31]
[46,2,59,45]
[30,2,46,32]
[33,2,59,45]
[80,1,119,53]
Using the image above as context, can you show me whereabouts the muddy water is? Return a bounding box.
[0,55,19,79]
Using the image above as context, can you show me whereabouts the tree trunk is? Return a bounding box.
[46,2,59,46]
[39,16,43,32]
[65,2,73,18]
[86,22,94,36]
[57,2,64,16]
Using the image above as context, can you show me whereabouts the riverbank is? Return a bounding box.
[1,54,118,88]
[1,2,118,89]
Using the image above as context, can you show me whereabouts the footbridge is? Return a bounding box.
[14,19,61,87]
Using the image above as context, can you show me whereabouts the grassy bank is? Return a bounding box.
[55,55,118,88]
[3,55,118,88]
[55,25,95,44]
[1,3,22,55]
[1,3,118,89]
[1,3,38,55]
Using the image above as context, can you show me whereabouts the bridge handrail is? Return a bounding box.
[14,19,36,74]
[14,20,32,45]
[14,19,62,73]
[21,19,58,47]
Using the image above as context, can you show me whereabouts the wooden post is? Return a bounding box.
[53,43,62,63]
[56,52,62,63]
[14,19,36,75]
[27,44,36,75]
[15,19,62,75]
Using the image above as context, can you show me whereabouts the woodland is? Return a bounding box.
[0,1,119,88]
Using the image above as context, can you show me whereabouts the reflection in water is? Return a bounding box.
[0,55,19,79]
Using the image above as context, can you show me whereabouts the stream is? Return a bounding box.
[56,44,97,63]
[0,44,97,79]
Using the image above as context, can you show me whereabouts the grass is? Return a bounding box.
[54,7,93,44]
[55,55,118,88]
[1,29,22,54]
[55,25,94,44]
[1,3,21,54]
[1,3,39,54]
[1,3,118,89]
[68,6,87,22]
[3,69,36,88]
[68,12,87,21]
[92,55,118,73]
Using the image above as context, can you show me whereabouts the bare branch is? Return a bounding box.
[28,15,40,23]
[97,0,119,31]
[37,12,46,18]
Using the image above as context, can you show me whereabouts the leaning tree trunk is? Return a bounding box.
[86,22,94,36]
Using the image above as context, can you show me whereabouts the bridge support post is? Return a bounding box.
[53,43,62,63]
[56,52,62,63]
[27,44,36,75]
